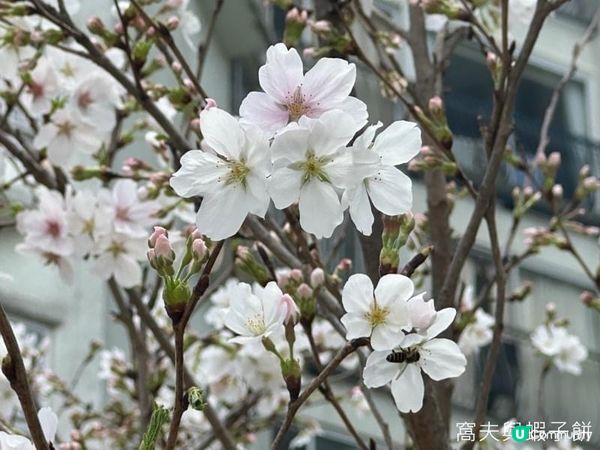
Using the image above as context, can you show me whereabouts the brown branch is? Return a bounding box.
[536,10,600,159]
[0,303,50,450]
[196,0,226,80]
[270,338,369,450]
[399,245,433,278]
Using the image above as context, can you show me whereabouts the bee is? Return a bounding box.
[386,349,420,364]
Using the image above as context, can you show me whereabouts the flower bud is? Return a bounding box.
[289,268,303,282]
[166,16,180,30]
[337,258,352,272]
[548,152,561,168]
[148,226,168,248]
[186,386,206,411]
[155,234,175,263]
[87,16,105,34]
[309,268,325,289]
[205,98,218,110]
[192,238,207,260]
[297,283,313,299]
[281,294,300,325]
[552,184,563,199]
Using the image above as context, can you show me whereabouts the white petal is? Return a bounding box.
[362,350,398,388]
[305,110,358,157]
[270,127,310,163]
[340,313,371,340]
[373,120,421,165]
[419,338,467,380]
[239,91,289,134]
[259,44,304,103]
[348,184,374,235]
[298,180,343,238]
[170,150,229,197]
[114,254,142,288]
[332,96,368,128]
[269,167,303,209]
[303,58,356,107]
[375,274,414,307]
[200,107,244,159]
[371,325,405,351]
[425,308,456,339]
[391,364,424,413]
[38,407,58,443]
[195,185,249,240]
[342,273,374,314]
[367,167,413,216]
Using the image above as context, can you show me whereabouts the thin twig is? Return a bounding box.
[0,303,50,450]
[196,0,225,80]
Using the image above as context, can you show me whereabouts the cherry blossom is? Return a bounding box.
[66,189,112,256]
[16,188,73,256]
[93,233,147,288]
[33,108,104,165]
[224,281,288,344]
[69,73,122,132]
[99,179,157,237]
[0,407,57,450]
[269,110,358,238]
[170,107,271,240]
[531,325,588,375]
[340,273,412,350]
[363,306,466,413]
[240,43,367,134]
[22,58,60,116]
[345,120,421,235]
[458,308,495,356]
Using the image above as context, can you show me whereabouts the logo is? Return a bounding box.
[512,425,531,442]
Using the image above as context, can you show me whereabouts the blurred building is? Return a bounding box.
[1,0,599,449]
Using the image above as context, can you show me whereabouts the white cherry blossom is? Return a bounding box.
[170,107,271,240]
[240,43,367,134]
[224,281,288,344]
[269,110,358,238]
[458,308,495,356]
[363,307,466,413]
[341,273,413,350]
[345,121,421,235]
[33,108,104,165]
[531,325,588,375]
[69,73,122,132]
[93,232,147,288]
[0,407,57,450]
[22,58,60,116]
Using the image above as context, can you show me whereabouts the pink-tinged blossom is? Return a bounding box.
[99,179,157,237]
[22,58,61,116]
[33,108,104,166]
[69,73,122,132]
[170,107,271,240]
[16,188,74,256]
[93,233,147,288]
[269,110,359,238]
[240,43,368,134]
[66,189,112,256]
[345,121,421,235]
[16,242,75,284]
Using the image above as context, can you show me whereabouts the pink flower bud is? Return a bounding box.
[310,20,332,32]
[337,258,352,271]
[579,165,590,178]
[303,47,316,58]
[87,16,105,33]
[166,16,180,30]
[545,302,556,314]
[281,294,299,325]
[297,283,313,299]
[428,95,443,114]
[310,268,325,288]
[286,7,300,21]
[548,152,561,168]
[289,269,303,282]
[192,239,207,260]
[535,152,547,166]
[148,226,168,247]
[205,98,217,110]
[154,234,174,261]
[190,118,201,130]
[236,245,250,259]
[114,22,124,34]
[552,184,563,198]
[171,61,182,73]
[277,270,291,289]
[408,296,436,330]
[580,291,594,305]
[523,186,534,198]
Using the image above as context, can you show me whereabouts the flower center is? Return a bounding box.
[57,120,76,137]
[108,241,126,257]
[294,151,330,183]
[78,91,93,110]
[245,314,266,336]
[115,207,130,222]
[226,160,250,186]
[365,302,389,328]
[286,86,309,121]
[46,220,61,238]
[29,82,44,99]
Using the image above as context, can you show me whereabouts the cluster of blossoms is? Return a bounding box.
[531,303,588,376]
[171,43,421,239]
[339,273,467,412]
[15,180,160,287]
